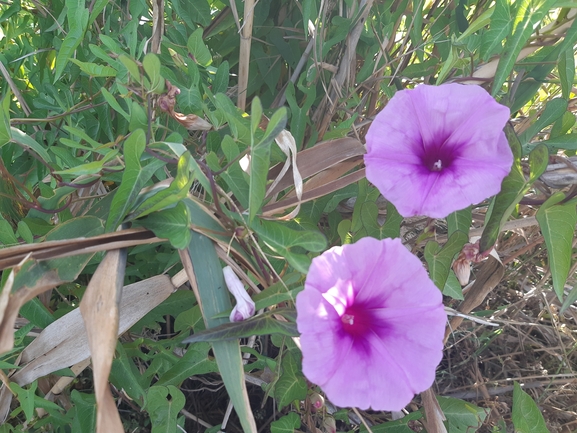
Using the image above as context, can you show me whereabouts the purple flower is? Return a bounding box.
[364,84,513,218]
[296,237,446,411]
[223,266,255,322]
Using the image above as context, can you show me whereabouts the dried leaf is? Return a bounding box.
[0,275,174,423]
[79,248,127,433]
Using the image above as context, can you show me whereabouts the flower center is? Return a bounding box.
[340,306,372,336]
[423,150,454,173]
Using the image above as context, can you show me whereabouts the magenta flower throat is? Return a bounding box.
[296,237,446,411]
[364,83,513,219]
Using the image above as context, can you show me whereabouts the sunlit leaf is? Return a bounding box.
[187,28,212,67]
[105,129,146,232]
[136,201,191,249]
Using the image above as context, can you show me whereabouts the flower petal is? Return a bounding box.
[296,237,447,411]
[364,83,513,218]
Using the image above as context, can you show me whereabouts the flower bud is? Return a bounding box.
[322,416,336,433]
[309,392,325,411]
[453,256,471,286]
[223,266,255,322]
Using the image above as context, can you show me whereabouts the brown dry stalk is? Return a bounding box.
[237,0,255,111]
[444,256,505,343]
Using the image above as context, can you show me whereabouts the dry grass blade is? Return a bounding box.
[0,227,162,271]
[151,0,164,54]
[79,249,127,433]
[0,275,174,422]
[421,387,447,433]
[266,137,365,197]
[0,269,63,356]
[265,129,303,220]
[314,0,375,138]
[263,169,365,216]
[237,0,255,110]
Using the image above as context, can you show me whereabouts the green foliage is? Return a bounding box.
[425,231,469,291]
[536,192,577,301]
[511,383,549,433]
[0,0,575,430]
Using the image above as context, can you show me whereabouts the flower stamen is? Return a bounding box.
[432,159,443,171]
[342,314,355,327]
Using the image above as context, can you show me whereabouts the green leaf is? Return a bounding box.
[185,231,257,433]
[187,28,212,67]
[536,192,577,301]
[154,342,217,387]
[443,270,464,300]
[136,201,191,249]
[273,350,307,410]
[53,0,89,81]
[220,136,250,208]
[479,0,511,59]
[70,391,96,433]
[10,127,52,163]
[250,96,263,134]
[119,54,142,83]
[100,87,130,121]
[177,85,202,112]
[10,382,37,422]
[105,129,146,231]
[438,396,489,432]
[359,411,424,433]
[251,219,327,252]
[52,149,119,176]
[212,61,230,94]
[143,53,165,94]
[129,152,194,219]
[0,93,11,147]
[0,219,18,246]
[480,126,527,253]
[560,281,577,313]
[424,231,469,290]
[19,297,55,328]
[511,382,549,433]
[558,50,575,100]
[520,98,568,145]
[146,385,186,433]
[68,59,117,77]
[129,100,149,133]
[175,0,211,26]
[492,0,557,96]
[528,143,549,183]
[110,344,147,405]
[447,207,472,237]
[248,106,287,222]
[360,202,387,239]
[270,412,301,433]
[538,133,577,151]
[182,309,298,343]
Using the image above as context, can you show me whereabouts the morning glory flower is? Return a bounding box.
[296,237,446,411]
[223,266,255,322]
[364,84,513,218]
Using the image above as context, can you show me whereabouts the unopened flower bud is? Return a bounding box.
[309,392,325,411]
[453,256,471,286]
[322,416,336,433]
[223,266,255,322]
